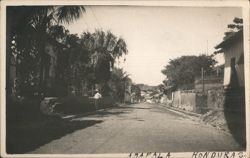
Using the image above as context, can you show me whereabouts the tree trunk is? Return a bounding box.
[38,34,46,96]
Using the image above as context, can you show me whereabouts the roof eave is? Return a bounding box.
[214,29,243,50]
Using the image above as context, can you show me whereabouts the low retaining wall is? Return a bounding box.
[177,91,196,111]
[171,88,246,146]
[171,88,227,114]
[172,90,207,113]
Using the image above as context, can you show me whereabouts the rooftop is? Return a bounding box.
[214,29,243,50]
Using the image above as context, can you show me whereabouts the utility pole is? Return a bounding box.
[201,67,204,92]
[206,40,208,55]
[124,81,126,104]
[92,85,94,96]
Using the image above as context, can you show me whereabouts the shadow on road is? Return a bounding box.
[67,105,134,120]
[7,116,102,154]
[112,106,152,110]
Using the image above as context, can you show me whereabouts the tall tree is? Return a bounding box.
[55,30,129,97]
[109,67,131,101]
[80,30,128,84]
[62,33,92,96]
[224,17,243,39]
[131,84,141,101]
[161,54,217,90]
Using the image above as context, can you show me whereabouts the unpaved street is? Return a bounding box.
[30,103,243,154]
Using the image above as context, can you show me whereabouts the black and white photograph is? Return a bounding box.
[1,0,249,157]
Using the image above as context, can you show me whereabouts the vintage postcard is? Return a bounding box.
[1,0,249,158]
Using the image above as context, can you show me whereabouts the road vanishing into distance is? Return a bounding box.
[30,103,243,154]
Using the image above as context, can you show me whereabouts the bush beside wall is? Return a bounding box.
[55,96,115,114]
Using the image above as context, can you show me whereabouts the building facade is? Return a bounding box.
[215,30,244,89]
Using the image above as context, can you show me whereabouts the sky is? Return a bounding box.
[65,6,242,86]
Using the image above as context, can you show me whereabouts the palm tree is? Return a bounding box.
[7,6,85,96]
[109,67,131,102]
[113,37,128,59]
[80,30,128,83]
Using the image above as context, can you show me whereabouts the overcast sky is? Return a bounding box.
[65,6,242,86]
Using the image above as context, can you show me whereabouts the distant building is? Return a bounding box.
[215,29,244,89]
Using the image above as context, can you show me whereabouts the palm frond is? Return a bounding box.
[55,6,85,24]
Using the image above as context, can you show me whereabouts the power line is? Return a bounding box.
[89,6,102,29]
[82,15,90,31]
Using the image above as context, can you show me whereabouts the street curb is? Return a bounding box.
[158,104,235,137]
[169,106,201,117]
[60,105,120,119]
[159,104,201,118]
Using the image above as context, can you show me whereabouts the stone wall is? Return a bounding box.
[207,88,225,110]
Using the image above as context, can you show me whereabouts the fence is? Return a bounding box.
[194,75,223,92]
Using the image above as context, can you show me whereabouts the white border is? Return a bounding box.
[0,0,249,7]
[1,1,249,158]
[242,3,250,157]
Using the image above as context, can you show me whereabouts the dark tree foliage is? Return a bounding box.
[161,54,217,90]
[80,30,128,82]
[108,67,131,102]
[157,84,165,92]
[131,84,141,100]
[224,17,243,40]
[95,53,113,83]
[7,6,129,98]
[7,6,85,97]
[53,29,128,96]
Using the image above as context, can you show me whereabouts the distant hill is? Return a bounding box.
[136,84,158,91]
